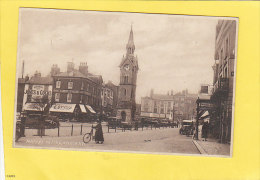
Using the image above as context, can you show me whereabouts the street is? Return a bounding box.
[16,127,200,154]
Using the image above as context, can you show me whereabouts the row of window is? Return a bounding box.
[121,76,130,84]
[219,37,230,62]
[101,89,113,97]
[56,80,100,96]
[54,93,100,106]
[143,107,172,114]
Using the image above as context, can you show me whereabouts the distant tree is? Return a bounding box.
[34,94,50,137]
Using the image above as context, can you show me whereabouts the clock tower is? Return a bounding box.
[116,25,139,123]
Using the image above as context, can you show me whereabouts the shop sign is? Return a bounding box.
[50,104,76,113]
[24,85,52,99]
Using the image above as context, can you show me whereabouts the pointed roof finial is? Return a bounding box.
[128,23,134,44]
[126,23,135,54]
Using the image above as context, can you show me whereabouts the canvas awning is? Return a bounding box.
[200,111,210,120]
[49,103,76,113]
[85,105,96,114]
[201,111,209,117]
[23,103,46,111]
[79,104,87,113]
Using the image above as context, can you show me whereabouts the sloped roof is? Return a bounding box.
[88,75,103,84]
[27,76,53,85]
[152,94,174,100]
[105,81,118,89]
[18,78,27,83]
[54,70,87,78]
[54,70,102,84]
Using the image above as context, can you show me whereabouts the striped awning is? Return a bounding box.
[85,105,96,114]
[79,104,87,113]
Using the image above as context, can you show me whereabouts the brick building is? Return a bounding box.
[50,62,103,121]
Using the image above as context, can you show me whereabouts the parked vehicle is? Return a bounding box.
[159,119,169,127]
[151,120,159,127]
[25,114,59,129]
[121,121,132,129]
[179,120,195,136]
[107,117,121,128]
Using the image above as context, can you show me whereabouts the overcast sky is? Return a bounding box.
[18,8,225,103]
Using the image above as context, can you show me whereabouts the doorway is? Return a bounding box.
[121,111,126,121]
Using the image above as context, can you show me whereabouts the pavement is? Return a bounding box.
[192,125,231,157]
[15,126,200,155]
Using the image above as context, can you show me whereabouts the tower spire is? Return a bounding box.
[126,24,135,55]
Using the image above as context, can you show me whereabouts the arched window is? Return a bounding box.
[124,76,128,84]
[121,88,127,96]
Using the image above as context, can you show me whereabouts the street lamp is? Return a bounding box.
[195,97,199,140]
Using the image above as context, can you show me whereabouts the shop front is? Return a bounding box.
[81,105,96,122]
[49,103,97,122]
[50,103,76,121]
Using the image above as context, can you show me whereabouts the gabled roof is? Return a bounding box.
[119,55,139,69]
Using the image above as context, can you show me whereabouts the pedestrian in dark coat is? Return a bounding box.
[202,121,209,141]
[95,121,104,144]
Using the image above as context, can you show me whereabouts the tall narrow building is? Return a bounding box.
[116,26,139,123]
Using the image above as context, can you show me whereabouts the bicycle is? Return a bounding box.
[83,126,95,144]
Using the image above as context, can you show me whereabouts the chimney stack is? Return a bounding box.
[34,71,41,78]
[67,62,75,73]
[50,64,60,76]
[79,62,88,75]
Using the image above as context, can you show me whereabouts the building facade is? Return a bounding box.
[116,26,139,123]
[22,72,53,113]
[17,76,29,113]
[50,62,103,121]
[101,81,118,117]
[141,89,197,122]
[210,20,236,143]
[101,83,114,116]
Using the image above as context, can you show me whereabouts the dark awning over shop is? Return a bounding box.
[23,103,46,111]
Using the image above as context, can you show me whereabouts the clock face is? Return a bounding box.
[124,64,130,71]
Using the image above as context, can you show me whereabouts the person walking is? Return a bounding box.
[95,120,104,144]
[202,121,209,141]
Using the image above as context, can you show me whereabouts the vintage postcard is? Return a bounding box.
[14,8,238,157]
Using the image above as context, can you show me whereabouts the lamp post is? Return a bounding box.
[195,97,199,140]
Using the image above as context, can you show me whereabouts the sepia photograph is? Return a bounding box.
[14,8,238,157]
